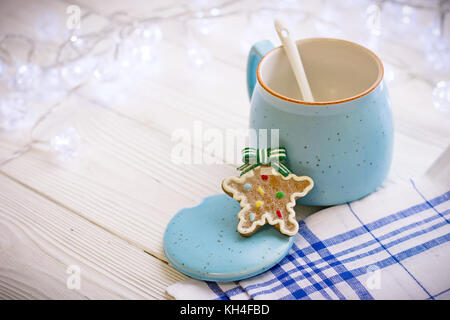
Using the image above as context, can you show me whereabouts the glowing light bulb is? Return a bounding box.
[51,127,81,161]
[119,23,162,67]
[210,8,221,17]
[380,2,421,40]
[187,46,211,68]
[432,81,450,113]
[190,18,217,36]
[93,56,119,82]
[12,63,41,92]
[139,23,163,45]
[383,63,396,83]
[60,58,95,87]
[118,41,144,68]
[426,39,450,73]
[120,57,132,68]
[139,44,157,62]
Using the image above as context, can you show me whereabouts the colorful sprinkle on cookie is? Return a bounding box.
[222,165,314,237]
[276,209,283,218]
[276,191,285,199]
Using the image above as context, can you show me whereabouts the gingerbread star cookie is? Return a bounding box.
[222,165,314,237]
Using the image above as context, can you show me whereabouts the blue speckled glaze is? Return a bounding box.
[247,41,394,206]
[163,194,294,282]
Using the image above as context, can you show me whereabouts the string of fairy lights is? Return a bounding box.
[0,0,449,166]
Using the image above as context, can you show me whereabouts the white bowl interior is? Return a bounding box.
[259,38,382,103]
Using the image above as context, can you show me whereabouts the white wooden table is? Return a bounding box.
[0,0,449,299]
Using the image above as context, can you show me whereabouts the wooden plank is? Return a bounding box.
[1,94,236,260]
[388,78,450,149]
[0,173,185,299]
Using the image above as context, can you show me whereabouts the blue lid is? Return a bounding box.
[164,194,294,282]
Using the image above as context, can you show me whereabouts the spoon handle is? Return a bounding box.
[274,19,314,102]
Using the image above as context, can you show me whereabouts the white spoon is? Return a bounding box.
[274,19,314,102]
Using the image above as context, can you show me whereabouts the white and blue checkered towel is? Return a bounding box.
[167,146,450,300]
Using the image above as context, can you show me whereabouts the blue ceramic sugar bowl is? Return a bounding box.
[247,38,393,206]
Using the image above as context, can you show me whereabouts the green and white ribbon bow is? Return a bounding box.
[237,147,292,177]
